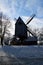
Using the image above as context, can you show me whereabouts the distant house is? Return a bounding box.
[15,17,27,40]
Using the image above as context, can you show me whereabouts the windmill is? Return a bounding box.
[11,14,37,45]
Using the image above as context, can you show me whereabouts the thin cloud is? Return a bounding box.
[0,0,18,19]
[37,7,43,18]
[22,16,43,29]
[0,0,43,19]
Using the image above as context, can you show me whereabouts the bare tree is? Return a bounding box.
[1,17,12,46]
[1,24,6,46]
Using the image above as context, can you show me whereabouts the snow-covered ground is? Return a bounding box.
[0,45,43,65]
[0,45,43,58]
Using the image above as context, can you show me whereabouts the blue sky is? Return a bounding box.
[0,0,43,19]
[0,0,43,29]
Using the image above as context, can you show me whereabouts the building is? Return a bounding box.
[15,17,27,40]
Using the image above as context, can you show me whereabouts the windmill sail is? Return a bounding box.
[27,27,37,38]
[26,14,35,25]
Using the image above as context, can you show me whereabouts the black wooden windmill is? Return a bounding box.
[11,14,37,45]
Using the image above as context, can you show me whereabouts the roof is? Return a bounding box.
[24,36,37,41]
[15,17,26,27]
